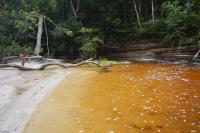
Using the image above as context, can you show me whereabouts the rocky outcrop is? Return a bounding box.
[98,40,199,59]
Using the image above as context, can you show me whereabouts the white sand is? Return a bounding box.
[0,62,70,133]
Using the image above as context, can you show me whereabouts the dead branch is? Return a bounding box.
[0,60,106,71]
[193,49,200,59]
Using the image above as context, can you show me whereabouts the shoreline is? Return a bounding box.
[24,68,97,133]
[0,67,70,133]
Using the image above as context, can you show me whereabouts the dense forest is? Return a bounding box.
[0,0,200,59]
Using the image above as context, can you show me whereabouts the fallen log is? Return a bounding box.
[0,60,105,71]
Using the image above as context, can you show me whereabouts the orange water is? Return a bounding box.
[24,64,200,133]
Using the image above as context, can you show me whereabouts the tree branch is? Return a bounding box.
[0,60,106,71]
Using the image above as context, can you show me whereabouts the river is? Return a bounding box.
[24,63,200,133]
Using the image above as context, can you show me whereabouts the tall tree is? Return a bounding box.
[133,0,142,31]
[152,0,155,23]
[34,15,43,56]
[70,0,80,19]
[123,0,127,30]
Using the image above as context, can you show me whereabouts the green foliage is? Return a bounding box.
[183,38,196,45]
[185,13,200,36]
[139,20,166,39]
[79,35,102,57]
[1,0,200,58]
[10,10,38,33]
[80,27,99,33]
[2,44,33,56]
[23,46,33,55]
[4,44,21,56]
[63,28,73,37]
[98,58,117,66]
[197,40,200,47]
[161,1,187,40]
[79,27,103,58]
[0,7,38,57]
[141,1,200,44]
[34,0,57,13]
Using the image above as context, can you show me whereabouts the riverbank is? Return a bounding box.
[0,63,70,133]
[98,41,200,66]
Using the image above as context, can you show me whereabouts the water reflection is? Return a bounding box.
[25,64,200,133]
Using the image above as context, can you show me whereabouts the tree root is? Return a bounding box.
[0,60,105,71]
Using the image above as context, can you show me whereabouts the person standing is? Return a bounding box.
[19,52,25,66]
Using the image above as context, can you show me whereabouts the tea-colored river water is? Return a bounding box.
[24,63,200,133]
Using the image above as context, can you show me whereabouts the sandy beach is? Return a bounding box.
[0,62,69,133]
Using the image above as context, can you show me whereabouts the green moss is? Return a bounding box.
[98,58,118,66]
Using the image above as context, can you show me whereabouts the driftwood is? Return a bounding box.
[193,49,200,59]
[0,60,104,71]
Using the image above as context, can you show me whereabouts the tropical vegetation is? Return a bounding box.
[0,0,200,59]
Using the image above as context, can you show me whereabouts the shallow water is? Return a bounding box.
[24,63,200,133]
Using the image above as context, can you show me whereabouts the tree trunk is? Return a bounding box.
[178,39,183,55]
[138,0,141,16]
[34,15,44,56]
[0,41,3,63]
[151,0,155,23]
[133,0,142,32]
[187,0,190,13]
[123,0,127,31]
[131,1,135,20]
[44,18,49,57]
[70,0,80,19]
[61,0,65,21]
[145,2,148,20]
